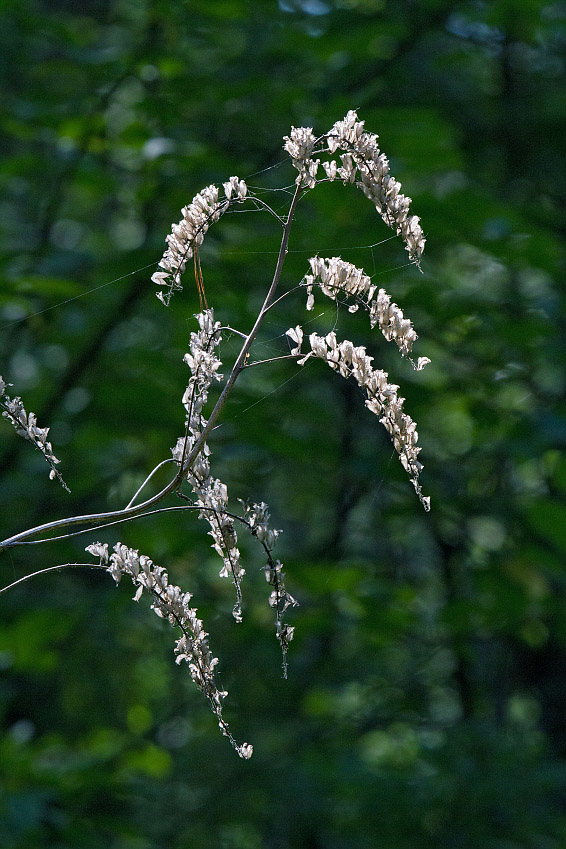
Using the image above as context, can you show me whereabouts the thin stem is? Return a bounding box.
[190,182,303,437]
[0,471,182,553]
[263,282,305,312]
[10,503,254,548]
[219,325,248,339]
[125,459,175,509]
[12,504,200,546]
[248,197,286,226]
[0,562,104,595]
[243,354,301,368]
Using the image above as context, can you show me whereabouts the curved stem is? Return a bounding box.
[219,325,248,339]
[0,562,105,595]
[248,196,286,226]
[0,183,303,556]
[263,282,305,312]
[125,459,174,509]
[8,503,255,549]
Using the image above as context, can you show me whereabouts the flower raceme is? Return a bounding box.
[284,110,426,267]
[0,376,69,491]
[151,179,248,306]
[303,255,427,360]
[293,332,430,511]
[152,112,424,312]
[86,542,253,759]
[174,308,246,622]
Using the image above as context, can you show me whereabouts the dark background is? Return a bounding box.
[1,1,565,846]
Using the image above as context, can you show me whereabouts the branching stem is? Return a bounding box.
[0,183,303,557]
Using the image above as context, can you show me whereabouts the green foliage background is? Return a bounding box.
[1,0,565,846]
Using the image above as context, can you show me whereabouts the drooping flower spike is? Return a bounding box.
[284,110,425,267]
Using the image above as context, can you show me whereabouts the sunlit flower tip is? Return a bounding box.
[305,331,428,507]
[286,325,303,355]
[85,541,109,564]
[415,357,431,371]
[282,126,316,161]
[152,185,227,304]
[1,391,69,490]
[238,743,253,760]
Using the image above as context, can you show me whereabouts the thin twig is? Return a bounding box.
[0,562,105,595]
[125,459,175,509]
[243,354,301,368]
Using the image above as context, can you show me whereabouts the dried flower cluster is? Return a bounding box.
[0,375,69,491]
[304,256,428,360]
[240,499,281,551]
[240,500,297,676]
[151,179,247,305]
[86,541,253,759]
[282,125,319,188]
[284,110,425,267]
[173,309,245,621]
[295,332,430,511]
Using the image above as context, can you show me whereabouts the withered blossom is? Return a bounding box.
[286,110,425,267]
[0,376,69,491]
[152,179,248,305]
[2,112,434,761]
[174,309,245,622]
[299,332,430,511]
[86,541,253,760]
[305,256,421,359]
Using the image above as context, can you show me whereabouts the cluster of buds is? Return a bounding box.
[85,542,253,759]
[0,376,69,491]
[222,176,248,201]
[297,332,430,511]
[265,559,297,678]
[181,309,224,436]
[239,500,281,550]
[152,178,248,305]
[196,476,244,623]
